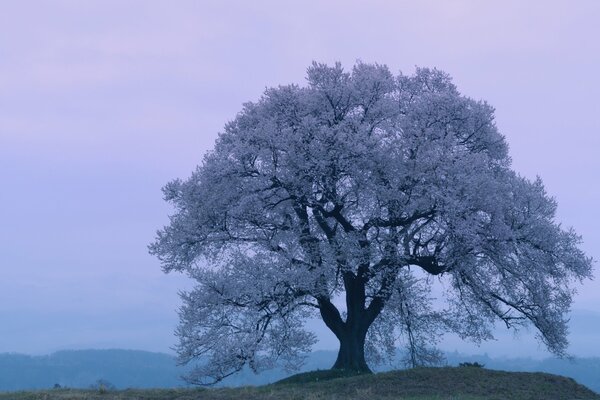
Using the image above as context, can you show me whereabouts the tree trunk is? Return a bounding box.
[332,325,371,373]
[318,272,382,374]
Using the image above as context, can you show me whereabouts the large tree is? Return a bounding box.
[150,62,593,384]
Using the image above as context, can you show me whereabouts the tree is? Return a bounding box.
[149,61,593,385]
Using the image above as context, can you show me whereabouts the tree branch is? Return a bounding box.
[362,209,436,232]
[317,296,345,339]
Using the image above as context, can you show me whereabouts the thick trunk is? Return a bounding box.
[332,325,371,373]
[318,271,385,374]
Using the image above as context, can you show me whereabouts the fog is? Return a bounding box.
[0,0,598,357]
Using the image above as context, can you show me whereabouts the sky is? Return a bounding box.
[0,1,599,358]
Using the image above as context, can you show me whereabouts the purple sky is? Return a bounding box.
[1,1,598,357]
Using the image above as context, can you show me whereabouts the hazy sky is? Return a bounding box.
[1,1,599,358]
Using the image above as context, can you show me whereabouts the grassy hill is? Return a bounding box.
[1,367,597,400]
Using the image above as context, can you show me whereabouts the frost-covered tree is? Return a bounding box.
[150,62,593,384]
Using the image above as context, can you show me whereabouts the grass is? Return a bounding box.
[0,366,598,400]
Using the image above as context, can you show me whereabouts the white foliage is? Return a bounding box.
[150,61,593,383]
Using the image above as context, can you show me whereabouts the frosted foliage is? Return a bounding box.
[150,62,593,383]
[364,272,448,367]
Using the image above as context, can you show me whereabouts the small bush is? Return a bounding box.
[458,361,485,368]
[90,378,116,393]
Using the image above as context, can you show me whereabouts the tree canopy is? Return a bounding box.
[150,61,593,385]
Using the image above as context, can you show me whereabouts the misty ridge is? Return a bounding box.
[1,349,600,393]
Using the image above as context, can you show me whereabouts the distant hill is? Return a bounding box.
[0,350,185,390]
[0,348,599,394]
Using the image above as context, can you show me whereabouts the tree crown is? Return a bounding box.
[150,61,592,384]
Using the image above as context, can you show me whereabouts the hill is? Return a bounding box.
[0,367,597,400]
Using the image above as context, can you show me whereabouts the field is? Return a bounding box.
[1,367,598,400]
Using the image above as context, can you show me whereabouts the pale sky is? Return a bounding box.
[0,1,598,358]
